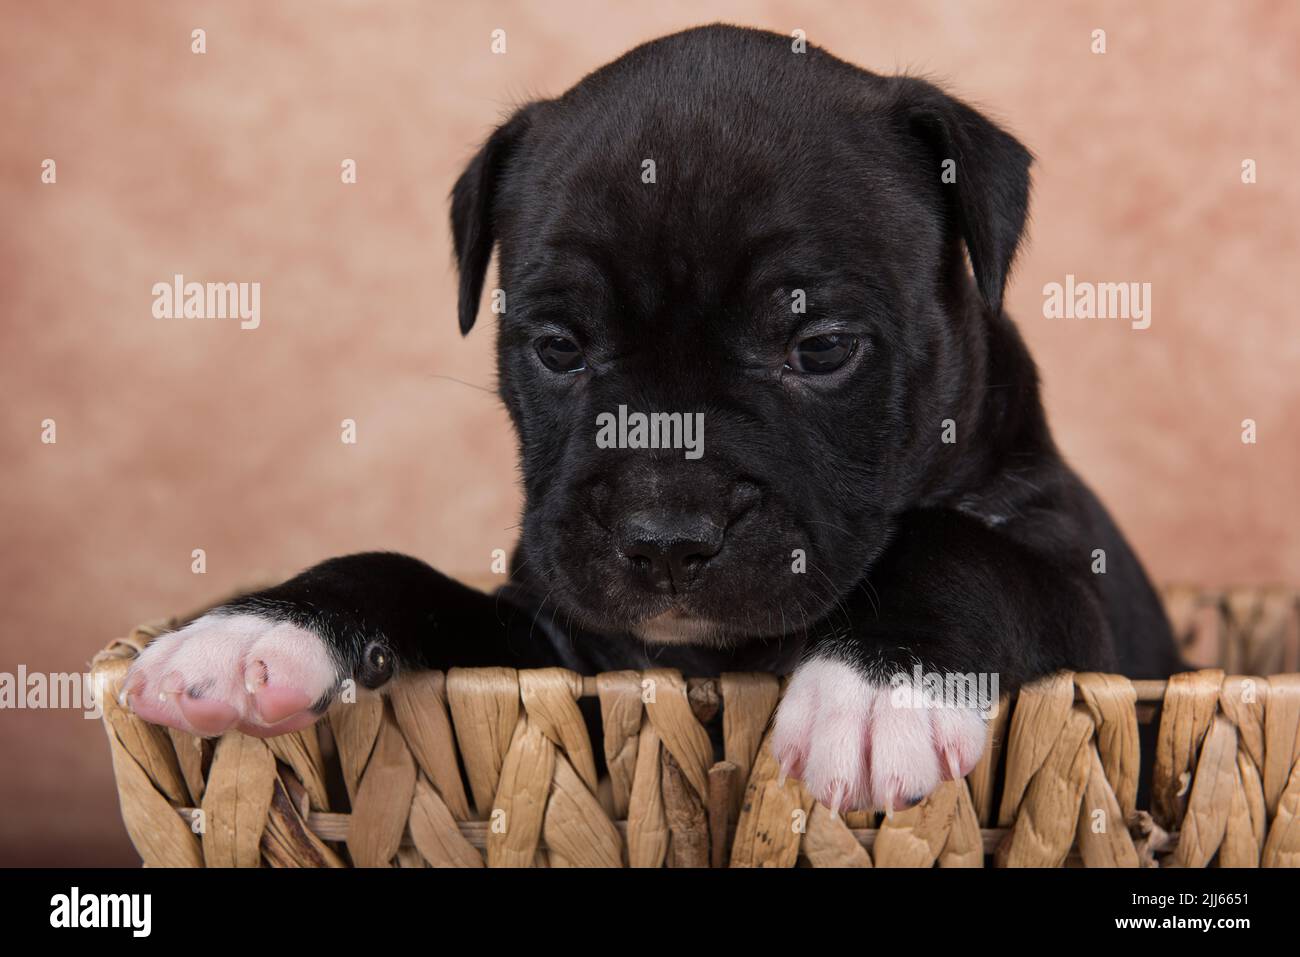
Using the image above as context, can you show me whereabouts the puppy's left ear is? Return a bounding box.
[892,78,1032,316]
[449,104,540,335]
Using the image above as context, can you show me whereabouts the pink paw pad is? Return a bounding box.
[121,612,338,738]
[772,658,989,813]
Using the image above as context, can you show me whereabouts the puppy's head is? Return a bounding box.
[449,25,1031,646]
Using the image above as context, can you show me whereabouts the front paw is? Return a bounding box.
[121,611,343,738]
[771,658,988,813]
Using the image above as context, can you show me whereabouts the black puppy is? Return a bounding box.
[125,25,1178,812]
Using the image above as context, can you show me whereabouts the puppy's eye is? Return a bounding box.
[785,334,857,374]
[535,336,586,374]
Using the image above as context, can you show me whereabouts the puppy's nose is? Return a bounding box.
[619,511,724,593]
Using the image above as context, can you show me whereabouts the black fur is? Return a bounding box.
[222,25,1179,697]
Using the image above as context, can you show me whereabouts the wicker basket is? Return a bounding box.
[92,586,1300,867]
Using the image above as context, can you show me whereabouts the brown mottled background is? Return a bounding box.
[1,0,1296,865]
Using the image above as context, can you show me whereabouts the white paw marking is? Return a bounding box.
[122,612,338,738]
[771,658,987,813]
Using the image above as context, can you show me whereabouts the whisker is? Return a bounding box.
[427,373,497,395]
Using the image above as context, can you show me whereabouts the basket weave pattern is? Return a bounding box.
[92,586,1300,867]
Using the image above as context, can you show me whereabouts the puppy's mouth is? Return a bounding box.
[630,609,724,646]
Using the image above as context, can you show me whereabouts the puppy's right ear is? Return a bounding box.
[890,77,1032,318]
[449,105,538,335]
